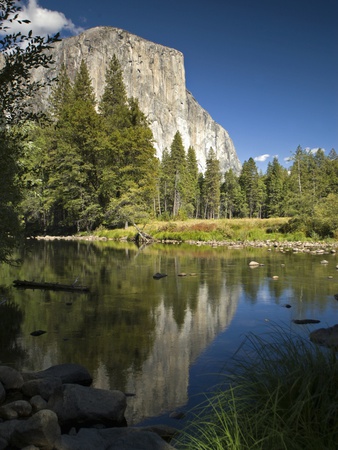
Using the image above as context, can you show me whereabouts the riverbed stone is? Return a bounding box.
[0,400,32,420]
[249,261,260,267]
[22,376,63,401]
[48,383,127,429]
[30,395,48,412]
[32,364,93,386]
[0,366,24,390]
[56,427,175,450]
[0,382,5,404]
[310,324,338,348]
[10,409,61,450]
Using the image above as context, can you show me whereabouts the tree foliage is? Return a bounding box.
[0,0,60,262]
[21,55,158,233]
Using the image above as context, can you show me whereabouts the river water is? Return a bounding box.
[0,240,337,426]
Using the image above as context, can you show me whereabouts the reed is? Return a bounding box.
[176,324,338,449]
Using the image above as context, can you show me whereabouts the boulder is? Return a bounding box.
[249,261,260,267]
[48,384,127,429]
[153,273,168,279]
[0,382,5,404]
[30,395,48,413]
[0,419,19,447]
[56,428,175,450]
[10,409,61,450]
[0,364,175,449]
[310,324,338,348]
[30,364,93,386]
[0,400,32,420]
[0,366,24,390]
[22,377,63,400]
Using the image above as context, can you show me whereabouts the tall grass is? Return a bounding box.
[93,218,290,242]
[176,324,338,450]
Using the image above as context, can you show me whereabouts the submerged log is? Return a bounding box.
[13,280,89,292]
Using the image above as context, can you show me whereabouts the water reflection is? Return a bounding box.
[0,241,337,424]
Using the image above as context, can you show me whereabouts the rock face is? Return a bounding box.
[32,26,241,174]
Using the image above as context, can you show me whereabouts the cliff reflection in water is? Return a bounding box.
[94,280,239,424]
[0,241,240,424]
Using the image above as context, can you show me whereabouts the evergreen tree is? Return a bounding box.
[239,157,260,217]
[265,157,287,217]
[169,131,187,217]
[49,64,72,119]
[98,56,158,225]
[159,148,172,216]
[99,54,130,130]
[45,60,103,231]
[204,148,221,219]
[221,169,245,218]
[186,146,200,218]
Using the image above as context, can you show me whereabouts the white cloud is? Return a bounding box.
[3,0,84,37]
[254,154,270,163]
[306,147,325,155]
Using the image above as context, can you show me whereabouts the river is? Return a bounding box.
[0,240,337,427]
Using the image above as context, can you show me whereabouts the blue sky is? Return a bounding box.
[7,0,338,171]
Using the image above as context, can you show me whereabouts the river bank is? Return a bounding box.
[31,234,338,254]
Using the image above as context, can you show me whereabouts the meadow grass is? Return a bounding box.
[94,218,294,242]
[175,324,338,450]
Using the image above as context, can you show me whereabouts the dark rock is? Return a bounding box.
[30,395,48,413]
[0,400,32,420]
[33,364,93,386]
[283,304,292,308]
[48,383,127,429]
[10,409,61,450]
[22,377,63,401]
[0,366,24,390]
[56,428,175,450]
[169,410,186,419]
[0,363,174,449]
[293,319,320,324]
[0,382,5,404]
[138,424,178,442]
[153,273,167,280]
[30,330,47,336]
[310,324,338,348]
[0,419,19,448]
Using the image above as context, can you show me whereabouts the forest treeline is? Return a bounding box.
[17,56,338,239]
[1,49,336,245]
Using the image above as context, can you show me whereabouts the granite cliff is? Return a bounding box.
[33,26,241,173]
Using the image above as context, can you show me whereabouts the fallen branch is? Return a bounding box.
[13,280,89,292]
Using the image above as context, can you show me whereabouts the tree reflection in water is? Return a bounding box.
[0,241,337,425]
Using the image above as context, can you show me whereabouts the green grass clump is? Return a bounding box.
[177,324,338,450]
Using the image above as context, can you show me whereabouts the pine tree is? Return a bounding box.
[45,60,103,231]
[204,148,221,219]
[98,56,159,224]
[99,54,130,130]
[169,131,187,217]
[186,146,200,217]
[49,64,72,119]
[159,148,172,216]
[239,157,260,218]
[265,157,287,217]
[221,169,244,218]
